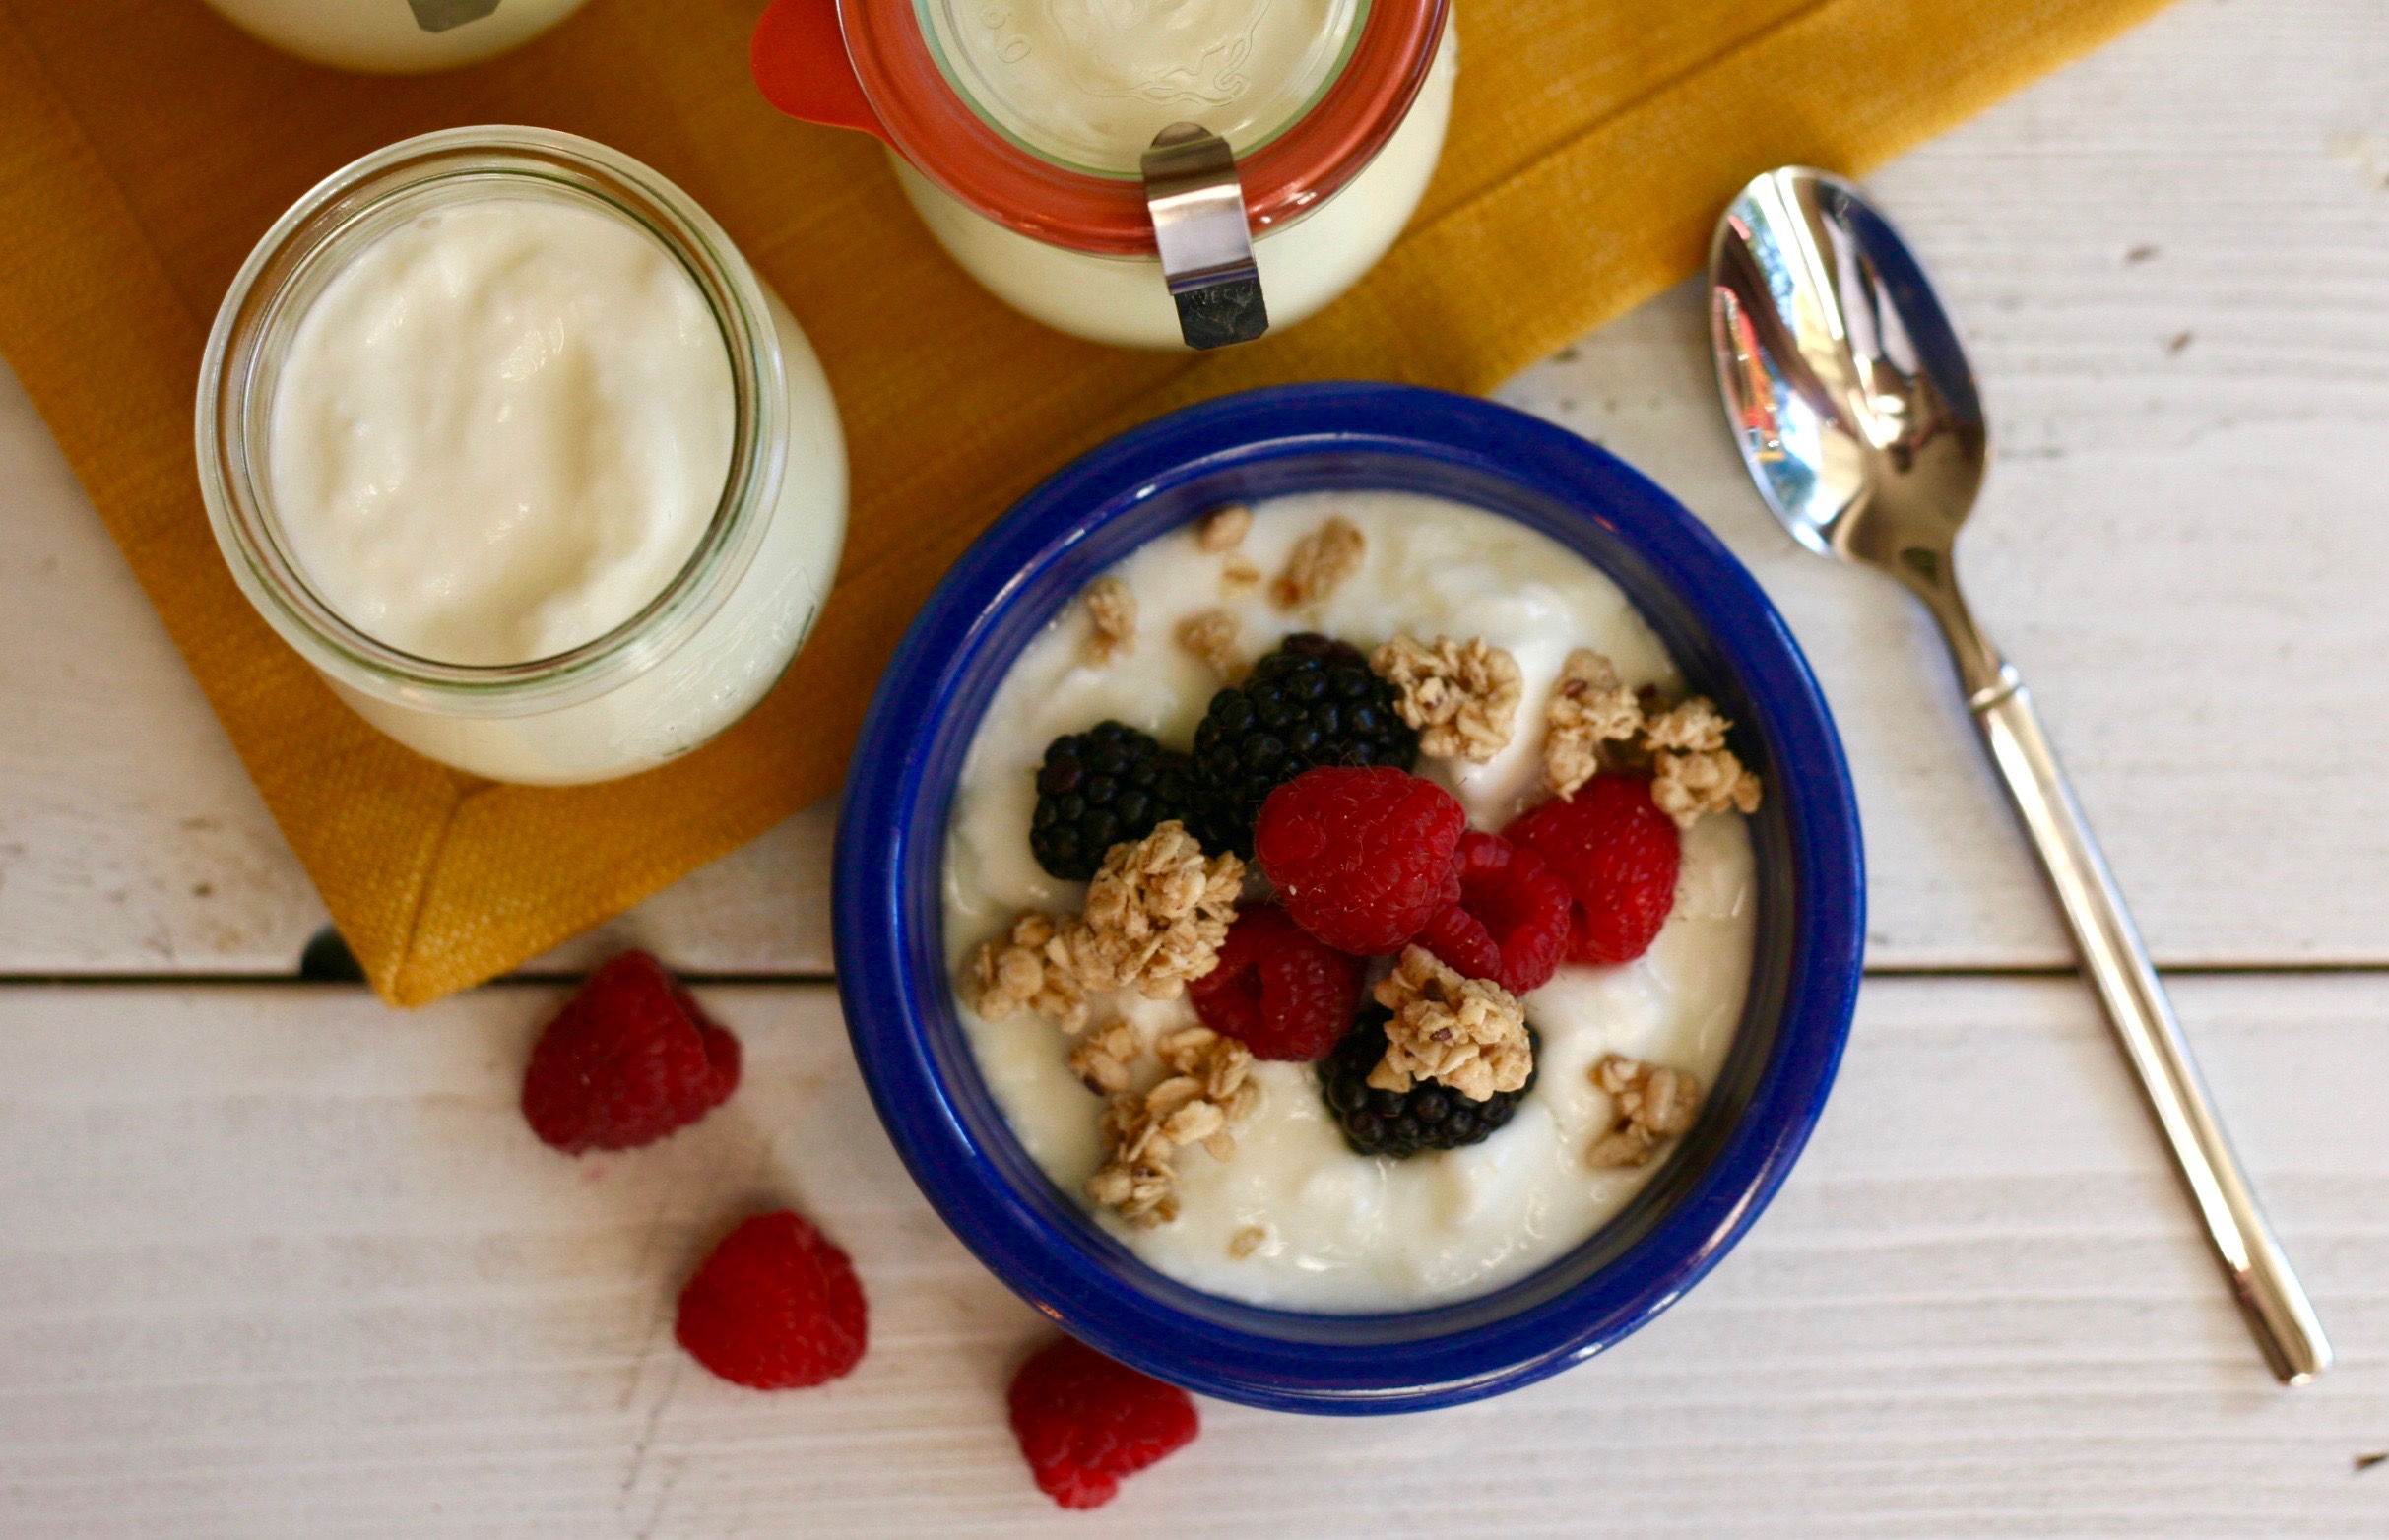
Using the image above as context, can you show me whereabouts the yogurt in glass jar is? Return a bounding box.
[752,0,1454,350]
[200,0,592,73]
[198,127,848,785]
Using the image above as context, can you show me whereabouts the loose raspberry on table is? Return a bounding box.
[1186,905,1364,1060]
[1505,776,1682,966]
[1254,766,1464,955]
[675,1210,868,1390]
[1007,1336,1198,1509]
[1413,830,1576,995]
[519,950,741,1154]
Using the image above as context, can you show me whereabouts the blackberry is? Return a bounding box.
[1029,721,1199,881]
[1189,634,1419,856]
[1318,1008,1542,1159]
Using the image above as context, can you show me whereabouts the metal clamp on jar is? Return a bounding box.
[751,0,1455,351]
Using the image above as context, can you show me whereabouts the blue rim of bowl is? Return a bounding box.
[834,382,1864,1414]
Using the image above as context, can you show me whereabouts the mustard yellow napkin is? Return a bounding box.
[0,0,2171,1003]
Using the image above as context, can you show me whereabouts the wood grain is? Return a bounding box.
[2,0,2385,978]
[0,973,2378,1538]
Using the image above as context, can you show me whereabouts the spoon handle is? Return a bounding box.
[1965,664,2332,1384]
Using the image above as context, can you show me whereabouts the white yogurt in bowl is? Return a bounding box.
[200,128,848,785]
[945,490,1758,1311]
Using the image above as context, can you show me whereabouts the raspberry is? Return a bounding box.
[1186,905,1364,1060]
[1505,776,1682,966]
[1414,831,1576,995]
[519,951,741,1153]
[1007,1336,1198,1509]
[675,1211,868,1390]
[1253,767,1464,955]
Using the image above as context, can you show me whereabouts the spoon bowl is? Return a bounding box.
[1711,167,1998,692]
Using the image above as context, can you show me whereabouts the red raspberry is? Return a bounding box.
[1415,831,1576,995]
[520,950,741,1154]
[1505,776,1682,965]
[1007,1336,1198,1509]
[1187,905,1364,1060]
[675,1211,868,1389]
[1254,767,1465,955]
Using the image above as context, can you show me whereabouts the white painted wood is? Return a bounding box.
[0,973,2377,1538]
[3,0,2386,975]
[0,356,328,973]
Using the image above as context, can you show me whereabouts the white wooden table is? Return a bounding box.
[4,2,2386,1532]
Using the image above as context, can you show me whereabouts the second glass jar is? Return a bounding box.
[753,0,1455,351]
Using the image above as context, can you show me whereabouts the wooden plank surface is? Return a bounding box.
[4,0,2388,978]
[0,972,2379,1538]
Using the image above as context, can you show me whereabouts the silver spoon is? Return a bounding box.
[1708,165,2330,1385]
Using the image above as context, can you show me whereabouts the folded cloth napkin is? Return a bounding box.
[0,0,2170,1003]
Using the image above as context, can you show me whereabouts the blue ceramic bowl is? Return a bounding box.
[834,383,1863,1414]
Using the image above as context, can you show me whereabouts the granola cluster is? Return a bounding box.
[1065,822,1244,998]
[1066,1018,1142,1095]
[1367,946,1533,1102]
[1586,1054,1704,1168]
[1271,515,1365,610]
[961,912,1088,1034]
[961,823,1243,1033]
[1370,634,1523,763]
[1174,609,1242,679]
[1643,698,1764,827]
[1087,1026,1259,1227]
[1195,503,1253,551]
[1080,577,1136,666]
[1539,648,1763,827]
[1541,648,1646,799]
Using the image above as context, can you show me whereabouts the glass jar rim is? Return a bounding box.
[767,0,1447,257]
[195,126,789,719]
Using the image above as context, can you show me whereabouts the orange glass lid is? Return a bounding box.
[753,0,1449,256]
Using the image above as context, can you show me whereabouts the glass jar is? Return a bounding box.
[200,0,593,73]
[197,127,849,786]
[752,0,1454,351]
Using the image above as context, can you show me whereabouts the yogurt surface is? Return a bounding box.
[201,0,592,74]
[945,490,1757,1312]
[269,196,734,667]
[927,0,1364,173]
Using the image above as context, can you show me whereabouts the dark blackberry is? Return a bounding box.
[1189,633,1419,856]
[1029,721,1199,881]
[1318,1008,1542,1159]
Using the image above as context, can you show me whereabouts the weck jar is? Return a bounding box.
[751,0,1454,351]
[196,127,849,786]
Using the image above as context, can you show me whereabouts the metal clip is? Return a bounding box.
[1141,123,1269,351]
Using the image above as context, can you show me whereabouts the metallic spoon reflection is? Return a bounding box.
[1709,165,2331,1385]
